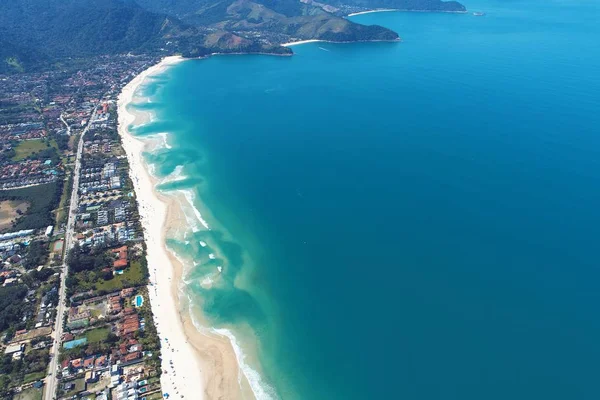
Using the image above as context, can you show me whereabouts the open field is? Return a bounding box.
[23,371,46,384]
[62,378,85,398]
[0,199,30,231]
[85,327,110,343]
[94,260,145,292]
[14,387,43,400]
[12,139,58,161]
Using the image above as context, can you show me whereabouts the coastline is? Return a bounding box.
[117,56,253,400]
[281,39,323,47]
[346,8,468,17]
[282,37,402,47]
[347,9,398,17]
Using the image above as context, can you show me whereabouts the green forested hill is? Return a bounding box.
[0,0,290,73]
[0,0,464,73]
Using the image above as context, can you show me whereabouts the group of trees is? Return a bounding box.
[65,243,116,297]
[54,134,70,151]
[23,240,49,270]
[0,285,28,332]
[0,347,50,394]
[28,146,61,165]
[0,180,63,231]
[66,243,114,274]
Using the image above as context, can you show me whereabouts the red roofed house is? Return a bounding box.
[124,352,141,363]
[111,246,128,269]
[83,357,95,369]
[95,355,108,368]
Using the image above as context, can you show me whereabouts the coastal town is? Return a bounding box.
[0,54,178,400]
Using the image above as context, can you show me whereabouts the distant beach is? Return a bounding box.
[281,39,323,47]
[117,56,253,400]
[347,8,468,17]
[346,9,398,17]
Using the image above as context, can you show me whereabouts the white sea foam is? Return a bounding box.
[199,241,207,247]
[213,328,278,400]
[208,253,216,260]
[185,300,278,400]
[158,132,172,149]
[161,165,186,184]
[147,163,157,178]
[172,190,202,232]
[180,189,211,230]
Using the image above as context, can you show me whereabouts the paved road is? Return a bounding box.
[44,109,97,400]
[59,114,71,136]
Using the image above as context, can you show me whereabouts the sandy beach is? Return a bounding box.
[346,8,468,17]
[281,39,323,47]
[346,9,398,17]
[117,56,252,400]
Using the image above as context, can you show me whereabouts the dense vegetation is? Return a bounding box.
[0,0,469,73]
[136,0,401,42]
[23,240,49,270]
[0,0,290,73]
[66,243,114,274]
[0,347,50,394]
[0,182,63,231]
[0,285,28,332]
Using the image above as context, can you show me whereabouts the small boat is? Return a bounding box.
[473,11,486,16]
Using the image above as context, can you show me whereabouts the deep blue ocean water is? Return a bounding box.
[132,0,600,398]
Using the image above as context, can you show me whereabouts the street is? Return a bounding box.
[43,108,98,400]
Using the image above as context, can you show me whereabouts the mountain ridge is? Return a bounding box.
[0,0,465,73]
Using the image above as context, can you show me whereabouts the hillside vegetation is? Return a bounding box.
[0,0,465,73]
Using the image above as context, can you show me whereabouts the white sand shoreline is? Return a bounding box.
[347,8,398,17]
[117,55,258,400]
[281,39,323,47]
[347,8,468,17]
[117,55,206,400]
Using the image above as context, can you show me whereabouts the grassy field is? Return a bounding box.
[94,260,145,292]
[23,371,46,384]
[14,387,43,400]
[85,327,110,343]
[0,199,30,232]
[12,139,57,161]
[63,378,85,397]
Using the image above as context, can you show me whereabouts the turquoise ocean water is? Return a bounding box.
[131,0,600,398]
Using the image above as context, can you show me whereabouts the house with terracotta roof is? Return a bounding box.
[124,352,141,363]
[95,355,108,368]
[111,246,128,269]
[123,307,135,315]
[83,356,95,369]
[71,358,83,370]
[109,296,122,314]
